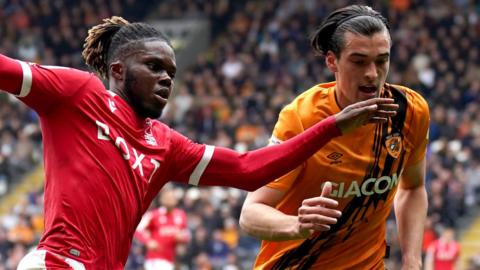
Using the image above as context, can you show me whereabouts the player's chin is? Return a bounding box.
[149,98,167,118]
[152,107,164,119]
[142,104,164,119]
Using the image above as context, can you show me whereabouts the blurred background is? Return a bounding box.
[0,0,479,269]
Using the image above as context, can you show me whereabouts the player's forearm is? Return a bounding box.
[239,203,305,241]
[394,185,427,269]
[201,116,340,191]
[0,54,23,95]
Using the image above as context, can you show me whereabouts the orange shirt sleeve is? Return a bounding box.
[404,89,430,166]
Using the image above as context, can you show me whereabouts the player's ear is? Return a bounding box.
[325,51,339,73]
[110,61,124,81]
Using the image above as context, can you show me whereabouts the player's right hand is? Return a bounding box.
[296,182,342,237]
[334,98,398,135]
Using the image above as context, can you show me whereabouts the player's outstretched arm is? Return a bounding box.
[198,98,398,191]
[0,54,28,96]
[0,53,100,114]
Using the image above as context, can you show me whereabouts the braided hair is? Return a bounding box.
[310,5,390,57]
[82,16,171,79]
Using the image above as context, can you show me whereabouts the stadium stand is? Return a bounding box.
[1,0,479,269]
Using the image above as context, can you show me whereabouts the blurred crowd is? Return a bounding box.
[0,0,480,269]
[0,97,41,198]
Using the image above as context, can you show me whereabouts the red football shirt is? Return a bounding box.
[135,207,188,262]
[4,58,208,269]
[430,240,461,270]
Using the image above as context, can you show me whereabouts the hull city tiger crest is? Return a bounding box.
[385,133,402,158]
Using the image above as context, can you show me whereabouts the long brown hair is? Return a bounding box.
[310,5,390,57]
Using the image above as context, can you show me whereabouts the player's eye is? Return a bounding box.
[375,58,389,65]
[147,62,161,72]
[352,60,366,65]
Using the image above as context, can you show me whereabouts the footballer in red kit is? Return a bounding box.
[3,58,205,269]
[425,228,461,270]
[135,188,189,270]
[0,16,397,269]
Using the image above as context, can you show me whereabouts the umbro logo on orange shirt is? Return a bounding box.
[327,152,343,164]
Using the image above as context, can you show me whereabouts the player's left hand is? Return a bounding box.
[296,182,342,235]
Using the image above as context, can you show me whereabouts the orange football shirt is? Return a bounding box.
[254,82,430,270]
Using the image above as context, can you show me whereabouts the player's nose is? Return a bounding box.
[158,71,172,87]
[364,62,378,81]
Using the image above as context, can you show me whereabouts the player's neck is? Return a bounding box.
[111,88,130,106]
[164,206,174,213]
[333,87,349,109]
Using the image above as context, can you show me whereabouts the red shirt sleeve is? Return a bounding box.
[167,116,340,191]
[0,54,23,95]
[0,54,100,114]
[167,129,206,183]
